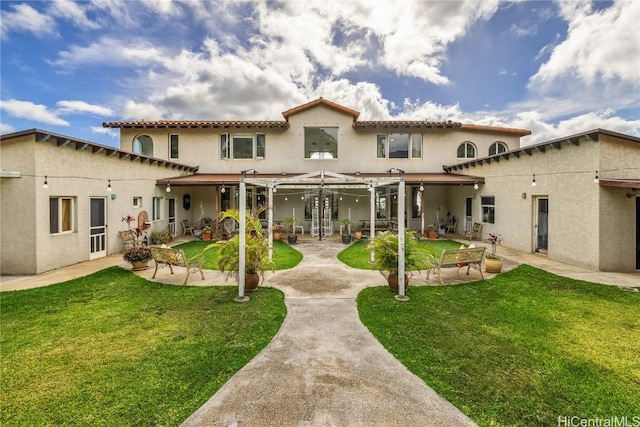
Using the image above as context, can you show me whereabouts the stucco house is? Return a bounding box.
[1,98,638,275]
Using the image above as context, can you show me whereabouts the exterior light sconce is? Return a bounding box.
[221,185,226,193]
[42,176,48,189]
[594,171,599,184]
[166,182,171,193]
[419,179,424,192]
[355,198,359,203]
[284,196,288,201]
[273,185,277,193]
[473,181,479,190]
[107,179,112,192]
[531,174,537,187]
[355,171,361,176]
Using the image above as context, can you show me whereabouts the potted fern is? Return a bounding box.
[212,208,275,292]
[368,230,431,292]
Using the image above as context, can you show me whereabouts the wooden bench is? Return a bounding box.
[426,247,486,285]
[150,247,205,285]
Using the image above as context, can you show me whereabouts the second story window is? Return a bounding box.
[376,133,422,159]
[133,135,153,156]
[305,127,338,159]
[457,141,476,159]
[169,135,179,159]
[220,133,266,159]
[489,141,507,156]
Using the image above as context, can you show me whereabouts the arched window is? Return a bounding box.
[133,135,153,156]
[457,141,476,159]
[489,141,508,156]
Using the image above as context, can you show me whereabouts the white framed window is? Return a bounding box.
[305,127,338,159]
[481,196,495,224]
[489,141,507,156]
[169,135,179,159]
[376,133,422,159]
[457,141,476,159]
[152,197,162,220]
[133,197,142,208]
[49,197,75,234]
[221,133,266,159]
[220,133,230,159]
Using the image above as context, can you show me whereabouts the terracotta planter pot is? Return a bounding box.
[244,272,260,293]
[274,232,282,240]
[485,256,503,273]
[354,231,362,240]
[131,260,149,271]
[387,272,409,293]
[427,231,438,239]
[202,232,212,241]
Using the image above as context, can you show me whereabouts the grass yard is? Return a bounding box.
[174,238,303,270]
[0,267,286,426]
[338,238,467,270]
[358,264,640,426]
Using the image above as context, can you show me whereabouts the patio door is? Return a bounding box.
[534,197,549,253]
[90,197,107,260]
[168,198,176,236]
[464,197,473,232]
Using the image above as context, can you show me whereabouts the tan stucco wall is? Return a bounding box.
[118,106,522,175]
[1,136,38,274]
[1,136,195,275]
[450,134,640,272]
[598,136,640,271]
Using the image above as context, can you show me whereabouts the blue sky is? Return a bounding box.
[1,0,638,148]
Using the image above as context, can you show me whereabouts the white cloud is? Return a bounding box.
[530,0,640,88]
[57,100,115,117]
[0,100,69,126]
[121,99,165,121]
[0,122,16,135]
[50,37,166,68]
[0,3,56,40]
[91,126,119,139]
[50,0,100,30]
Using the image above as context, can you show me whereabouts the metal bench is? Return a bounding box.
[150,247,205,285]
[426,247,486,285]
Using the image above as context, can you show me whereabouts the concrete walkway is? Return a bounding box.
[182,240,477,427]
[1,237,638,426]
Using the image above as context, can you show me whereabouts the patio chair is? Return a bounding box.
[445,217,458,234]
[181,219,194,236]
[463,222,482,241]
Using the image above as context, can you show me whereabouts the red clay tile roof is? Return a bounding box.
[102,120,289,129]
[353,120,462,129]
[281,98,360,120]
[460,124,532,136]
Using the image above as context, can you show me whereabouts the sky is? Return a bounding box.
[1,0,639,148]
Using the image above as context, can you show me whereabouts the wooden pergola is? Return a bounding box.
[237,170,408,302]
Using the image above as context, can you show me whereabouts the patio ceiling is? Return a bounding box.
[156,172,483,187]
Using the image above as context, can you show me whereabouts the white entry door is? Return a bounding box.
[90,197,107,260]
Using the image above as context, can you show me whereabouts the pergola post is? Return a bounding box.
[395,178,409,301]
[235,179,249,302]
[369,185,375,263]
[268,185,273,261]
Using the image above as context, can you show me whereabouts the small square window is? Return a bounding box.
[133,197,142,208]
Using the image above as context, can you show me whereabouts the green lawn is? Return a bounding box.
[357,264,640,426]
[173,239,303,270]
[0,267,286,426]
[338,238,467,270]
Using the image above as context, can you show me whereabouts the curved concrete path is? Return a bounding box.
[182,240,477,427]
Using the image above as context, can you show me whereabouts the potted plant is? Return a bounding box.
[485,233,504,273]
[353,224,363,240]
[212,208,275,292]
[282,216,298,244]
[340,218,352,244]
[273,223,287,240]
[121,215,152,270]
[202,226,213,241]
[123,246,153,270]
[426,224,438,239]
[368,230,431,292]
